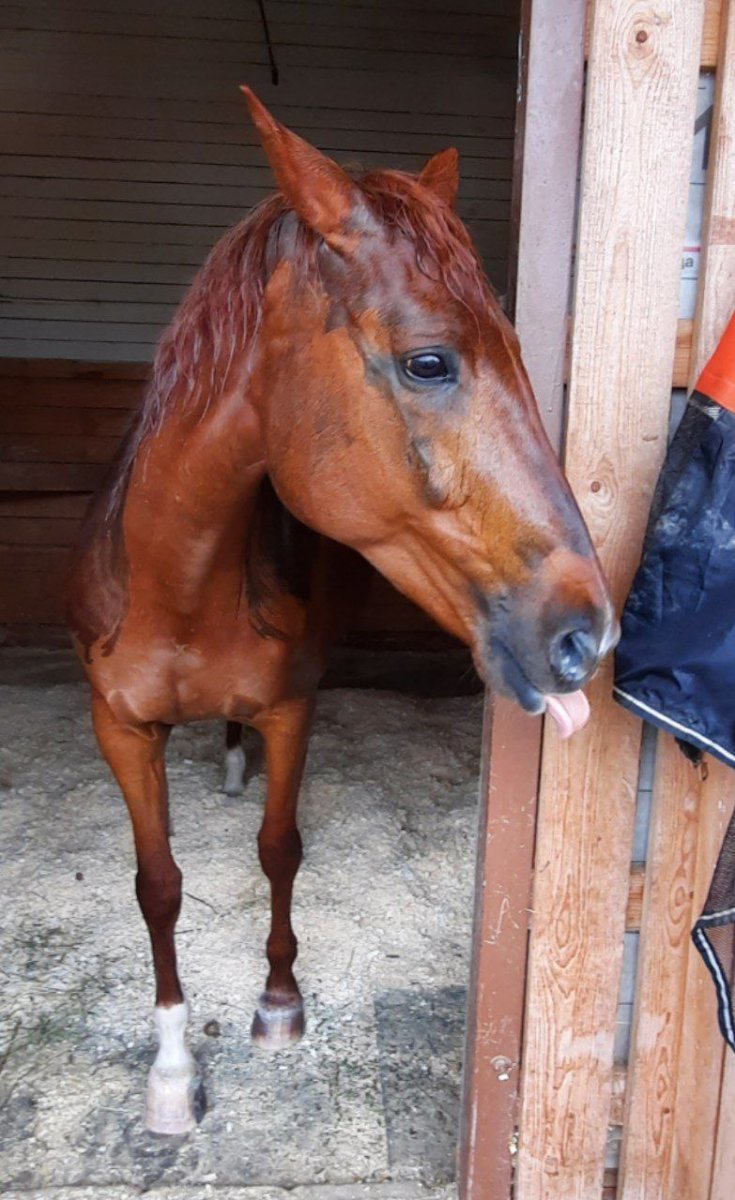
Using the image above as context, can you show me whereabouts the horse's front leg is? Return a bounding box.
[91,693,198,1134]
[250,696,313,1049]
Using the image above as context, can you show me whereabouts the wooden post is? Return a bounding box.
[657,4,735,1197]
[617,750,704,1198]
[515,3,704,1198]
[458,4,587,1198]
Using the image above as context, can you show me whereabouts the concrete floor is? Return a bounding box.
[0,651,481,1197]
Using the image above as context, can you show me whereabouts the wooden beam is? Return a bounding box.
[609,1065,628,1127]
[459,699,545,1200]
[0,358,149,379]
[617,750,703,1198]
[670,5,735,1197]
[673,320,693,388]
[711,1052,735,1199]
[585,0,720,66]
[516,4,704,1197]
[625,866,646,931]
[703,0,724,68]
[668,763,735,1200]
[508,1,586,448]
[458,6,587,1198]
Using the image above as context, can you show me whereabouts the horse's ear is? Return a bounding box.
[418,148,460,208]
[241,86,372,254]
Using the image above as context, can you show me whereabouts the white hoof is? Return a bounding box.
[146,1066,198,1134]
[145,1002,198,1134]
[223,745,247,796]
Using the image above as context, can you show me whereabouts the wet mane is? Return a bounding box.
[67,169,494,655]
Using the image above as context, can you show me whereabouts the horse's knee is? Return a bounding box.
[136,860,183,930]
[257,826,302,881]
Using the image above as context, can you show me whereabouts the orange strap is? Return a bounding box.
[695,310,735,412]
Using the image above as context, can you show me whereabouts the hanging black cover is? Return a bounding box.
[614,312,735,1054]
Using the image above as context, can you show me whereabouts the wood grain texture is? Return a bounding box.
[666,7,735,1197]
[458,6,587,1197]
[617,747,702,1198]
[0,0,519,358]
[704,0,724,67]
[625,866,646,931]
[710,1049,735,1200]
[691,0,735,385]
[509,0,586,447]
[668,762,735,1200]
[516,3,704,1197]
[585,0,720,64]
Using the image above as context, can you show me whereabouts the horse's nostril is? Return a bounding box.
[550,628,598,687]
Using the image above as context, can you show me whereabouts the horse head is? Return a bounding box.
[242,88,617,728]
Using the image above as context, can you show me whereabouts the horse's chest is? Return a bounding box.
[93,634,296,727]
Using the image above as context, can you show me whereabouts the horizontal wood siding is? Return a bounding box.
[0,0,519,361]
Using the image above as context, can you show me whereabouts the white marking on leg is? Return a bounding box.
[223,745,247,795]
[145,1001,197,1134]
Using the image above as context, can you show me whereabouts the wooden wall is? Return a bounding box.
[460,3,734,1199]
[0,0,520,361]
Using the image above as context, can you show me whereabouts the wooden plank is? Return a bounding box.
[0,406,130,437]
[508,0,585,446]
[0,433,119,464]
[585,0,721,65]
[0,359,148,379]
[703,0,724,67]
[673,319,694,387]
[0,340,157,362]
[568,317,691,388]
[710,1050,735,1200]
[617,747,702,1198]
[515,4,704,1198]
[609,1065,628,1128]
[0,379,142,408]
[0,4,517,47]
[625,866,646,931]
[668,762,735,1200]
[0,493,90,519]
[459,698,545,1200]
[691,2,735,381]
[602,1171,618,1200]
[0,125,514,161]
[0,462,106,490]
[458,5,587,1199]
[0,516,82,546]
[0,168,511,207]
[666,6,735,1196]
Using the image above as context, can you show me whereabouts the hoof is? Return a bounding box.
[251,994,304,1050]
[223,746,246,796]
[145,1068,200,1135]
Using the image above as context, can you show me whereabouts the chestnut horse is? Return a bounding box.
[66,89,616,1134]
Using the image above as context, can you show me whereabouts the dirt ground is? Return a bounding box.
[0,650,482,1198]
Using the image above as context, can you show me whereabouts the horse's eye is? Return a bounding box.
[400,351,455,385]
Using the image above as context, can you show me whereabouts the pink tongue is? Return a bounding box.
[544,690,590,739]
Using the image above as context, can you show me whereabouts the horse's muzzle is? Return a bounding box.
[479,574,619,715]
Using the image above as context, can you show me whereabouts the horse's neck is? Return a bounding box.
[123,382,266,609]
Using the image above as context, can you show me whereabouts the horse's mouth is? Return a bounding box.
[489,638,547,714]
[486,639,592,739]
